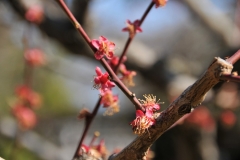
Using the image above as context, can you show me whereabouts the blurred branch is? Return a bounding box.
[183,0,240,48]
[110,56,235,160]
[7,0,91,55]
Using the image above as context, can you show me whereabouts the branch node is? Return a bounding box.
[74,21,80,29]
[178,103,192,115]
[131,92,136,97]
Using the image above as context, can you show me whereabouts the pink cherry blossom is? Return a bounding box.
[79,134,108,159]
[25,5,44,24]
[122,20,142,37]
[120,64,137,87]
[101,90,119,115]
[139,94,161,111]
[130,110,155,135]
[15,85,42,109]
[153,0,167,8]
[15,85,32,100]
[24,48,45,66]
[130,95,162,135]
[93,139,107,158]
[93,67,115,94]
[91,36,115,60]
[12,105,37,130]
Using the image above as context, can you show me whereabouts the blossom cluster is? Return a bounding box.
[122,20,142,38]
[130,94,162,135]
[11,85,42,130]
[91,36,115,60]
[108,56,137,87]
[11,49,45,130]
[91,36,137,115]
[93,67,119,115]
[79,132,108,159]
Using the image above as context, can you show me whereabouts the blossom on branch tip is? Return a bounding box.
[139,94,161,111]
[130,94,162,135]
[101,90,119,116]
[92,139,108,158]
[130,110,155,135]
[153,0,167,8]
[79,137,108,159]
[91,36,115,60]
[122,20,142,38]
[93,67,115,94]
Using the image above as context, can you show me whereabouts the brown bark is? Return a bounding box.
[109,57,233,160]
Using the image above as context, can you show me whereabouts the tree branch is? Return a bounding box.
[109,57,233,160]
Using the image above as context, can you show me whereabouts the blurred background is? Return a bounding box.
[0,0,240,160]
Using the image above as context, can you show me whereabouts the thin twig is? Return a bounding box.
[56,0,94,51]
[226,49,240,64]
[73,98,101,159]
[114,2,154,72]
[220,74,240,83]
[55,1,149,159]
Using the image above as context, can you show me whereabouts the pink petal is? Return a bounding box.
[94,77,100,84]
[99,36,107,42]
[136,28,143,33]
[91,40,100,49]
[133,20,140,25]
[100,73,109,84]
[122,27,129,32]
[136,110,144,117]
[153,104,160,110]
[149,119,155,125]
[100,86,109,94]
[95,67,102,76]
[145,109,154,118]
[113,95,119,102]
[106,51,114,59]
[107,81,115,88]
[81,144,90,153]
[94,51,104,60]
[122,56,127,63]
[126,19,132,24]
[108,42,115,51]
